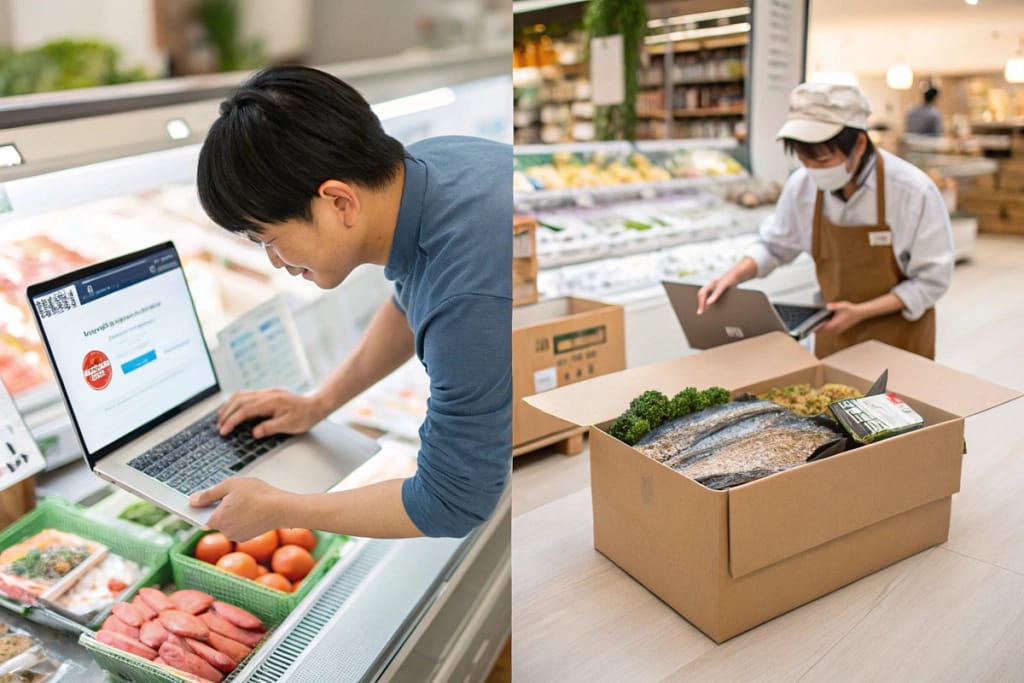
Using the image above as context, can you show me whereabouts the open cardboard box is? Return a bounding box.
[512,297,625,450]
[526,332,1022,642]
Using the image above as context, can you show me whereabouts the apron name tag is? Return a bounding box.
[869,231,893,246]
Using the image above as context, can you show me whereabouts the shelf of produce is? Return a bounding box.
[514,173,748,211]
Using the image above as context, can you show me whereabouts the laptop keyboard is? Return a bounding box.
[128,412,291,496]
[773,303,821,330]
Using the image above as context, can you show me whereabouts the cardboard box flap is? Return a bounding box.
[727,416,964,578]
[525,332,817,426]
[823,341,1022,418]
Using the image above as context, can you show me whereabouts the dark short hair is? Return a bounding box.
[197,66,406,234]
[783,126,874,163]
[924,87,939,104]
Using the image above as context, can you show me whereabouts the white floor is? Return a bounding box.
[510,233,1024,680]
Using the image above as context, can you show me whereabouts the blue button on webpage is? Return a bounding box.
[121,349,157,374]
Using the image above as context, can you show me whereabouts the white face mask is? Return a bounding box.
[804,159,854,192]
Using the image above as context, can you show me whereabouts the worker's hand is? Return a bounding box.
[190,477,294,542]
[815,301,865,336]
[216,389,325,438]
[697,274,738,314]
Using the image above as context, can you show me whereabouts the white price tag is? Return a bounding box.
[533,367,558,393]
[0,379,46,490]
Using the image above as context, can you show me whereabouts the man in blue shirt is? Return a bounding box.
[189,66,511,539]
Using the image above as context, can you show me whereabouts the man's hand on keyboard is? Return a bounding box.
[217,388,326,438]
[189,477,291,542]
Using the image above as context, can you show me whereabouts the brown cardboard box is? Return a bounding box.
[512,297,625,451]
[526,333,1020,642]
[513,216,539,307]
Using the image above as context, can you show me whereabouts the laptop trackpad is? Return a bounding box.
[241,423,380,494]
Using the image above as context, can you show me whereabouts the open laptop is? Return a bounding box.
[27,241,380,526]
[663,281,834,349]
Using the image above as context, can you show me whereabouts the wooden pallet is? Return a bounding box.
[513,426,587,457]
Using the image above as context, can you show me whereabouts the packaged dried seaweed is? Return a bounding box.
[828,393,925,444]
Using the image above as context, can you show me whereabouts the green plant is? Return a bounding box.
[0,40,150,96]
[194,0,266,72]
[583,0,647,141]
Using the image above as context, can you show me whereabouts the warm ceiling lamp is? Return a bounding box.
[1007,38,1024,84]
[886,63,914,90]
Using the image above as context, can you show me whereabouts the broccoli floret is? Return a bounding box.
[701,386,731,406]
[670,387,700,418]
[628,390,671,427]
[693,390,713,412]
[607,411,652,445]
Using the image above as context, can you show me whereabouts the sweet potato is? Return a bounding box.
[99,614,139,640]
[198,611,263,647]
[158,641,224,683]
[210,601,264,631]
[138,587,174,613]
[206,631,252,664]
[96,630,157,660]
[169,589,214,615]
[159,609,210,640]
[132,594,157,621]
[111,601,144,628]
[139,619,169,649]
[185,637,236,673]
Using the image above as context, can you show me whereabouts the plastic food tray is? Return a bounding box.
[0,497,167,632]
[169,529,346,626]
[79,563,268,683]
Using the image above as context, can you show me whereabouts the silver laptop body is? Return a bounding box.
[27,241,379,527]
[662,281,832,350]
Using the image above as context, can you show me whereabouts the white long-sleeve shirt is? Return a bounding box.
[745,148,954,321]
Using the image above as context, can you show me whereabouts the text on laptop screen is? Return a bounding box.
[30,245,217,456]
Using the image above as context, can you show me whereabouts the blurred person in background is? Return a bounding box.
[905,86,943,136]
[698,82,953,359]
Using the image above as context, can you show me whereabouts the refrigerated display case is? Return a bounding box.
[514,139,820,367]
[0,41,511,682]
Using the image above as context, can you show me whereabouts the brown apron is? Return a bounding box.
[811,153,936,359]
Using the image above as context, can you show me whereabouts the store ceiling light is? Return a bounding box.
[645,22,751,46]
[1007,38,1024,83]
[648,7,750,30]
[373,88,456,121]
[886,63,914,90]
[0,144,23,167]
[965,0,979,5]
[165,119,190,141]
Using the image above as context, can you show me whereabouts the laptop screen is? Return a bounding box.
[28,242,219,465]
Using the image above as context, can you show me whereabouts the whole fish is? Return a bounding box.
[634,399,785,463]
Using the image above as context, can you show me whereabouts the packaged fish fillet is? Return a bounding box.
[828,393,925,444]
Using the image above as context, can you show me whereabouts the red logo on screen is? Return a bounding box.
[82,350,112,390]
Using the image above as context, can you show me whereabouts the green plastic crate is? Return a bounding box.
[0,497,168,631]
[79,563,268,683]
[169,529,346,626]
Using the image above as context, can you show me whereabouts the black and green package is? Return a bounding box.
[828,392,925,444]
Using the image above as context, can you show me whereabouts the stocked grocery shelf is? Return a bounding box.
[673,105,745,118]
[514,173,749,211]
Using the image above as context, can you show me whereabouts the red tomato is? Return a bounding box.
[194,533,233,565]
[235,530,279,564]
[271,545,315,582]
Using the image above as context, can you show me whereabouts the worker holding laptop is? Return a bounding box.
[698,82,954,359]
[188,66,511,541]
